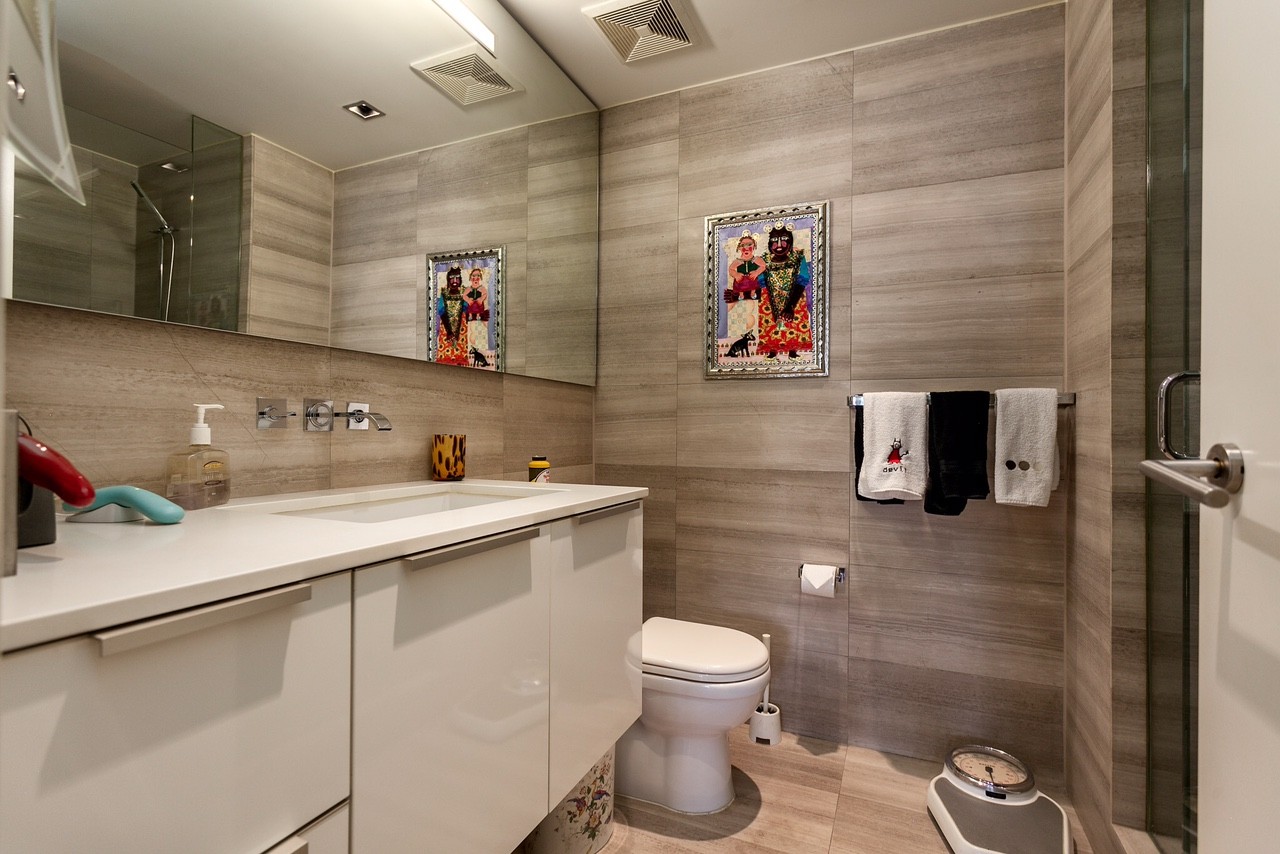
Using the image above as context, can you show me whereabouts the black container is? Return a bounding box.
[17,478,56,548]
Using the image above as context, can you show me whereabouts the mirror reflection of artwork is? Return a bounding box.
[704,202,829,378]
[428,248,503,372]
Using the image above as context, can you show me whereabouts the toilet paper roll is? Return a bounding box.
[800,563,838,598]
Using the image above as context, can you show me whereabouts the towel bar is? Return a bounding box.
[847,392,1075,409]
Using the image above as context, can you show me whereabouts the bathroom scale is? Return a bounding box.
[925,745,1071,854]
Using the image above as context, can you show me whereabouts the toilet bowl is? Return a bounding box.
[615,617,770,814]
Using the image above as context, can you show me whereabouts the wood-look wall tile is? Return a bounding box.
[1069,385,1112,497]
[1110,358,1146,495]
[773,648,847,743]
[332,152,418,266]
[679,52,853,137]
[675,548,804,655]
[849,273,1064,380]
[677,107,853,221]
[245,246,331,347]
[600,93,679,155]
[329,351,504,485]
[675,466,851,565]
[330,255,419,360]
[853,63,1063,195]
[524,232,597,386]
[6,302,332,497]
[417,168,529,251]
[848,563,1063,686]
[246,137,334,267]
[1111,625,1147,828]
[596,223,679,386]
[599,140,679,231]
[847,657,1065,785]
[855,4,1064,104]
[528,156,598,241]
[1065,102,1113,271]
[850,489,1066,580]
[1112,0,1147,92]
[1065,0,1111,161]
[673,381,853,472]
[501,375,594,473]
[851,169,1063,287]
[528,112,599,168]
[1064,229,1112,390]
[595,381,677,468]
[596,463,677,621]
[418,125,528,183]
[673,215,718,385]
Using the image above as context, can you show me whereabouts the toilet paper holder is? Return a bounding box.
[798,565,845,583]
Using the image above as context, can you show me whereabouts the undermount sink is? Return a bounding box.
[227,482,560,524]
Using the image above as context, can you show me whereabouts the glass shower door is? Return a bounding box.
[1145,0,1202,850]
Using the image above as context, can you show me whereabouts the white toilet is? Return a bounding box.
[615,617,770,814]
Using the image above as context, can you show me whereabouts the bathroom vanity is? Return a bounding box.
[0,480,645,854]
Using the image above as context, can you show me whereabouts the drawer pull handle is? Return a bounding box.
[573,501,640,525]
[93,583,312,657]
[264,837,308,854]
[404,527,539,570]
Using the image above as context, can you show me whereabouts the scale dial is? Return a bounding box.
[945,745,1035,797]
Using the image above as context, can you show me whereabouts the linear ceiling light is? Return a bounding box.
[431,0,495,55]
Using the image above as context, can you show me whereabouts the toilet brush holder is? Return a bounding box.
[750,702,782,745]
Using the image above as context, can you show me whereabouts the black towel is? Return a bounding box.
[924,391,991,516]
[855,406,904,505]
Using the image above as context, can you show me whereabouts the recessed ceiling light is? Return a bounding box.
[343,100,386,120]
[431,0,495,55]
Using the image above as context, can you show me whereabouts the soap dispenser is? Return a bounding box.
[165,404,231,510]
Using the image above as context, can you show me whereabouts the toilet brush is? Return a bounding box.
[749,633,782,745]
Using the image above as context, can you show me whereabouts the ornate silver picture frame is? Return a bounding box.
[427,246,503,371]
[704,202,829,378]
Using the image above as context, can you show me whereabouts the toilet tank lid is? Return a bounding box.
[641,617,770,680]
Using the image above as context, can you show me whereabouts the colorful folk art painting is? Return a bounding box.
[705,203,828,378]
[427,247,503,372]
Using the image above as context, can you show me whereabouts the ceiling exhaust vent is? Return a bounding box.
[587,0,694,63]
[411,50,523,106]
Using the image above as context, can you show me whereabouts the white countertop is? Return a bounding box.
[2,480,647,652]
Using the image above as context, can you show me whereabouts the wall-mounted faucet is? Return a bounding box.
[304,399,391,432]
[335,406,392,431]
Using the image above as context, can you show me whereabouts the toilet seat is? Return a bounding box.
[640,617,769,683]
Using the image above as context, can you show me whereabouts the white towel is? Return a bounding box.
[994,388,1059,506]
[857,392,928,501]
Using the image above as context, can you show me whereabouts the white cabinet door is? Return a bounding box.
[548,502,643,807]
[352,526,551,854]
[0,572,352,854]
[266,803,350,854]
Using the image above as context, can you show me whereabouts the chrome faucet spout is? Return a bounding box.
[335,409,392,431]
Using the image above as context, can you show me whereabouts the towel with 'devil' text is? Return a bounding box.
[857,392,928,501]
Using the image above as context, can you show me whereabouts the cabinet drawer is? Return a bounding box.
[0,572,352,854]
[353,526,550,853]
[549,504,643,805]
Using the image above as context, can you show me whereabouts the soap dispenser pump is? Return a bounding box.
[165,404,231,510]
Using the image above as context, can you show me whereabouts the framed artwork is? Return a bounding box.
[704,202,828,378]
[427,246,503,371]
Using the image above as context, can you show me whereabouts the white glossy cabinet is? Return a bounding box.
[548,501,643,806]
[267,803,351,854]
[0,572,352,854]
[352,526,552,853]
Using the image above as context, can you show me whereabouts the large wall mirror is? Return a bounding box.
[8,0,600,386]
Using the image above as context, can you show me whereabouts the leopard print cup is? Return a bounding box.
[431,433,466,481]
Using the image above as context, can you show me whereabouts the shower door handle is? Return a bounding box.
[1138,442,1245,508]
[1158,371,1200,459]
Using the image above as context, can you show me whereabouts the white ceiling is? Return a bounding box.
[503,0,1052,109]
[55,0,1049,171]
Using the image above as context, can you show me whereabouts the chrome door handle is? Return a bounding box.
[1138,442,1244,508]
[1158,371,1200,459]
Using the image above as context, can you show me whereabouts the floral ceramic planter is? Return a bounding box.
[525,747,615,854]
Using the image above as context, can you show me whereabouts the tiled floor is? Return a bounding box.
[605,726,1094,854]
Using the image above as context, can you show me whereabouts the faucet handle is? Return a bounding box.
[256,397,298,430]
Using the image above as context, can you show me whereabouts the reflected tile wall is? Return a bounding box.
[596,5,1069,779]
